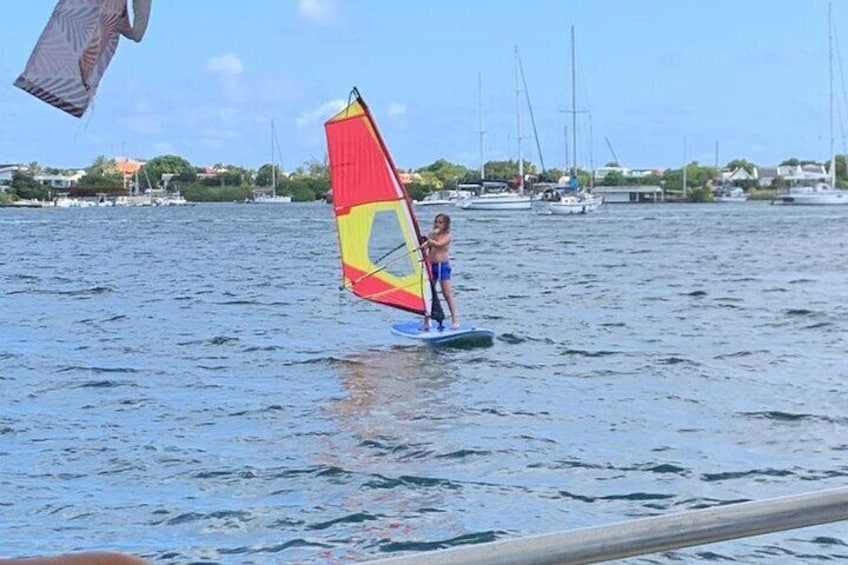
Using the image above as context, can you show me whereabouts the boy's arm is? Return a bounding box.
[427,231,451,249]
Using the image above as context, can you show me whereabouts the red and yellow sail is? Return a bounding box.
[325,89,440,319]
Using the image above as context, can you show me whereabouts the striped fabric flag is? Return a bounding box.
[14,0,151,118]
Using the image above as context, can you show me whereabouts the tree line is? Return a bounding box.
[3,152,846,204]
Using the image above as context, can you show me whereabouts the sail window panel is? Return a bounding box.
[369,209,416,279]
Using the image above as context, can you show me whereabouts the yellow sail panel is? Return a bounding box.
[337,201,426,311]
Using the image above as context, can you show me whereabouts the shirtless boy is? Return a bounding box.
[422,213,459,330]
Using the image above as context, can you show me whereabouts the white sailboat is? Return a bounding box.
[254,119,292,204]
[532,26,603,216]
[455,50,532,211]
[773,3,848,206]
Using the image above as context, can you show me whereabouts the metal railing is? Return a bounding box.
[365,487,848,565]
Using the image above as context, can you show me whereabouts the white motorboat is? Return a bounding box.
[713,186,749,203]
[414,190,470,206]
[455,187,531,210]
[253,194,292,204]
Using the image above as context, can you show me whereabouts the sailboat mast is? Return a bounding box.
[478,72,485,180]
[683,135,688,198]
[571,26,578,179]
[515,45,524,193]
[271,119,277,198]
[829,1,836,187]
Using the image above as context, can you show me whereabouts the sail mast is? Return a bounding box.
[571,26,578,180]
[478,72,485,180]
[271,119,276,198]
[515,45,524,193]
[829,1,836,187]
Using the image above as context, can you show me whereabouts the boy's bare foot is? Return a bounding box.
[450,322,460,330]
[420,323,430,332]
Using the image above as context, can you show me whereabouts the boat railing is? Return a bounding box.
[363,486,848,564]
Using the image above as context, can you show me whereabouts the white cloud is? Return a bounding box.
[387,102,406,118]
[296,99,346,127]
[205,53,244,75]
[297,0,341,28]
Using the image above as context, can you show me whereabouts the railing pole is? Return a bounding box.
[366,487,848,565]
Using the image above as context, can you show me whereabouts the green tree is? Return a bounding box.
[87,155,115,176]
[688,186,713,202]
[183,185,251,202]
[601,170,625,186]
[416,170,443,188]
[541,167,566,183]
[255,164,285,187]
[9,170,49,200]
[835,154,847,186]
[294,157,329,179]
[144,155,196,187]
[213,165,251,187]
[279,176,328,201]
[726,159,757,175]
[479,160,537,183]
[77,171,123,191]
[417,159,471,188]
[405,182,428,202]
[779,158,817,167]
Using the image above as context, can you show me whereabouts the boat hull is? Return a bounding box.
[773,192,848,205]
[455,194,531,210]
[253,196,292,204]
[532,194,603,215]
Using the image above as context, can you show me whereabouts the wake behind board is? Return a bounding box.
[391,320,495,347]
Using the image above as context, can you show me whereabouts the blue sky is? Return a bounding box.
[0,0,843,173]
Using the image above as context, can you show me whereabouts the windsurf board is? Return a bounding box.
[391,320,495,346]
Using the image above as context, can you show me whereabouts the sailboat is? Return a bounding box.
[455,49,532,211]
[254,119,292,204]
[773,3,848,205]
[324,88,493,344]
[532,26,603,216]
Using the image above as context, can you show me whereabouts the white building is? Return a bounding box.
[34,170,85,189]
[592,185,664,203]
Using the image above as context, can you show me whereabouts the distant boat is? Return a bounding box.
[773,3,848,206]
[455,181,531,210]
[253,193,292,204]
[713,185,749,203]
[772,182,848,205]
[154,192,194,206]
[533,179,604,215]
[54,194,94,208]
[414,189,470,206]
[253,119,292,204]
[532,26,603,217]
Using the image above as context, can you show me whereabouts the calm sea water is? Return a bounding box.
[1,202,847,564]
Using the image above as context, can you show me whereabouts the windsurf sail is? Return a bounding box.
[324,88,444,323]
